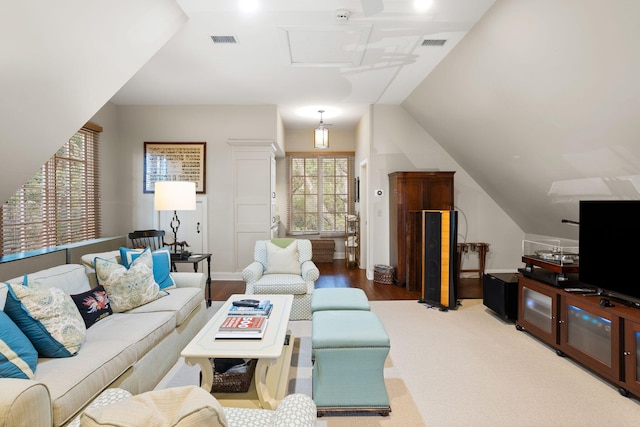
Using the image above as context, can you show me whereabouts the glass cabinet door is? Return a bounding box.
[624,319,640,397]
[560,295,620,383]
[517,277,559,348]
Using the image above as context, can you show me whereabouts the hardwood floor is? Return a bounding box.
[208,260,422,302]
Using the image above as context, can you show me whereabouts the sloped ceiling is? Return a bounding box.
[403,0,640,240]
[0,0,187,205]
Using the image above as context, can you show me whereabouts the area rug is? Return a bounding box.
[158,303,425,426]
[316,378,424,427]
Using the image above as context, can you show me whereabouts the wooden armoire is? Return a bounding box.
[388,171,455,289]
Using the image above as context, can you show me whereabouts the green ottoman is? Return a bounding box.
[311,288,370,312]
[312,310,390,415]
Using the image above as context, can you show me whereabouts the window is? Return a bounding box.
[0,123,102,256]
[287,153,354,236]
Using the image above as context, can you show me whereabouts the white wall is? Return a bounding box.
[112,104,278,277]
[89,103,133,237]
[0,1,186,205]
[355,107,373,276]
[367,105,525,274]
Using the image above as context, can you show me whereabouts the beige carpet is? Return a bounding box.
[159,299,640,426]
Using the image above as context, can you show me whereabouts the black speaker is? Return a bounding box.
[483,273,518,321]
[417,210,458,310]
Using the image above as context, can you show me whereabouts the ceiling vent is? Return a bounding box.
[211,35,238,44]
[422,39,447,47]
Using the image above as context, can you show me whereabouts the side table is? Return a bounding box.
[172,253,212,307]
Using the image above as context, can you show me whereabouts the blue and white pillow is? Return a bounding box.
[96,248,164,312]
[120,247,176,290]
[0,310,38,379]
[4,280,86,358]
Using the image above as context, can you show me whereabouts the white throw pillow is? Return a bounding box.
[80,386,228,427]
[266,240,301,275]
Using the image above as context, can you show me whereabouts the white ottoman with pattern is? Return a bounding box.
[242,239,319,320]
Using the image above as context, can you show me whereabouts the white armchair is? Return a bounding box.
[241,239,319,320]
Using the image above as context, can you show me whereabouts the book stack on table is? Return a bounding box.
[227,299,273,317]
[214,299,272,339]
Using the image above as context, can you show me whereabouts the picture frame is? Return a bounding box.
[143,142,206,194]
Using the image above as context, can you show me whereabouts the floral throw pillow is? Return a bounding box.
[71,285,113,328]
[5,281,86,358]
[95,248,164,313]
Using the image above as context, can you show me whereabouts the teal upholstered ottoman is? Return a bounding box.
[312,310,390,415]
[311,288,370,312]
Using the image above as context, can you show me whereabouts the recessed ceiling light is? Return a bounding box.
[414,0,433,13]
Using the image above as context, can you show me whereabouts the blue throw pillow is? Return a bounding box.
[0,310,38,379]
[119,247,176,290]
[4,281,86,358]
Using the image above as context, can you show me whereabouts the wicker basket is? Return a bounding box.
[210,359,257,393]
[374,264,395,285]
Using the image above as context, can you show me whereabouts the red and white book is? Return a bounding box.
[218,316,266,332]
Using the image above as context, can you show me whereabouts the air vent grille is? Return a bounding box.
[211,35,237,44]
[422,39,447,47]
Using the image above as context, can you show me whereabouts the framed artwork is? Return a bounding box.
[143,142,206,194]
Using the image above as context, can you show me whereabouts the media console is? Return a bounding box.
[516,275,640,399]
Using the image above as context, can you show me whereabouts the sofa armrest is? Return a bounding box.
[301,260,320,282]
[269,394,316,427]
[172,272,206,291]
[0,379,52,427]
[241,262,264,284]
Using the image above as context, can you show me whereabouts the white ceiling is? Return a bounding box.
[110,0,496,129]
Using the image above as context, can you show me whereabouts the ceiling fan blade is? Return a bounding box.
[361,0,383,16]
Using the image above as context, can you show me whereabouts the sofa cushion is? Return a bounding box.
[8,264,92,295]
[80,386,228,427]
[266,241,301,275]
[253,275,308,295]
[38,311,175,426]
[5,281,86,357]
[70,285,113,329]
[95,248,164,313]
[119,247,176,290]
[0,310,37,379]
[80,250,121,269]
[126,287,202,327]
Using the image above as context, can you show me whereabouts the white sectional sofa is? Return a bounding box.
[0,252,207,427]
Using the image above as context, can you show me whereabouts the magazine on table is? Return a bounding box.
[228,299,272,317]
[218,316,266,332]
[214,318,269,340]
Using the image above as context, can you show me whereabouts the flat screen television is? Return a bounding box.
[579,200,640,306]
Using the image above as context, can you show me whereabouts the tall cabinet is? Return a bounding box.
[229,140,277,272]
[388,171,455,288]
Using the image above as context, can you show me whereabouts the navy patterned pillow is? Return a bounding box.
[71,285,113,328]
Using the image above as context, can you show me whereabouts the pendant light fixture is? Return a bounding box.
[314,109,329,149]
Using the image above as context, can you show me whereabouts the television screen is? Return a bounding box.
[579,200,640,305]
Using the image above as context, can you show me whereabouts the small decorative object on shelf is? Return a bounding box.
[345,213,359,267]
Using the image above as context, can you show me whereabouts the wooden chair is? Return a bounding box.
[128,230,166,250]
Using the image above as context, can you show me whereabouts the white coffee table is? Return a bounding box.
[181,294,294,410]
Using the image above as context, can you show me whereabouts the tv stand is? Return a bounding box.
[517,276,640,399]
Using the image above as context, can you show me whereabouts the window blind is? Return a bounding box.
[286,152,354,236]
[0,123,102,256]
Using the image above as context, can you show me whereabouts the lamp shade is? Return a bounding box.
[154,181,196,211]
[314,127,329,149]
